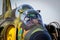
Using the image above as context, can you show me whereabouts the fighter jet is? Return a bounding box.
[0,0,59,40]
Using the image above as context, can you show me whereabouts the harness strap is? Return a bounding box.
[24,25,44,40]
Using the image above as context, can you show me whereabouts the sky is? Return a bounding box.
[0,0,60,26]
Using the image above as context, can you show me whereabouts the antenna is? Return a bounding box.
[15,1,17,8]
